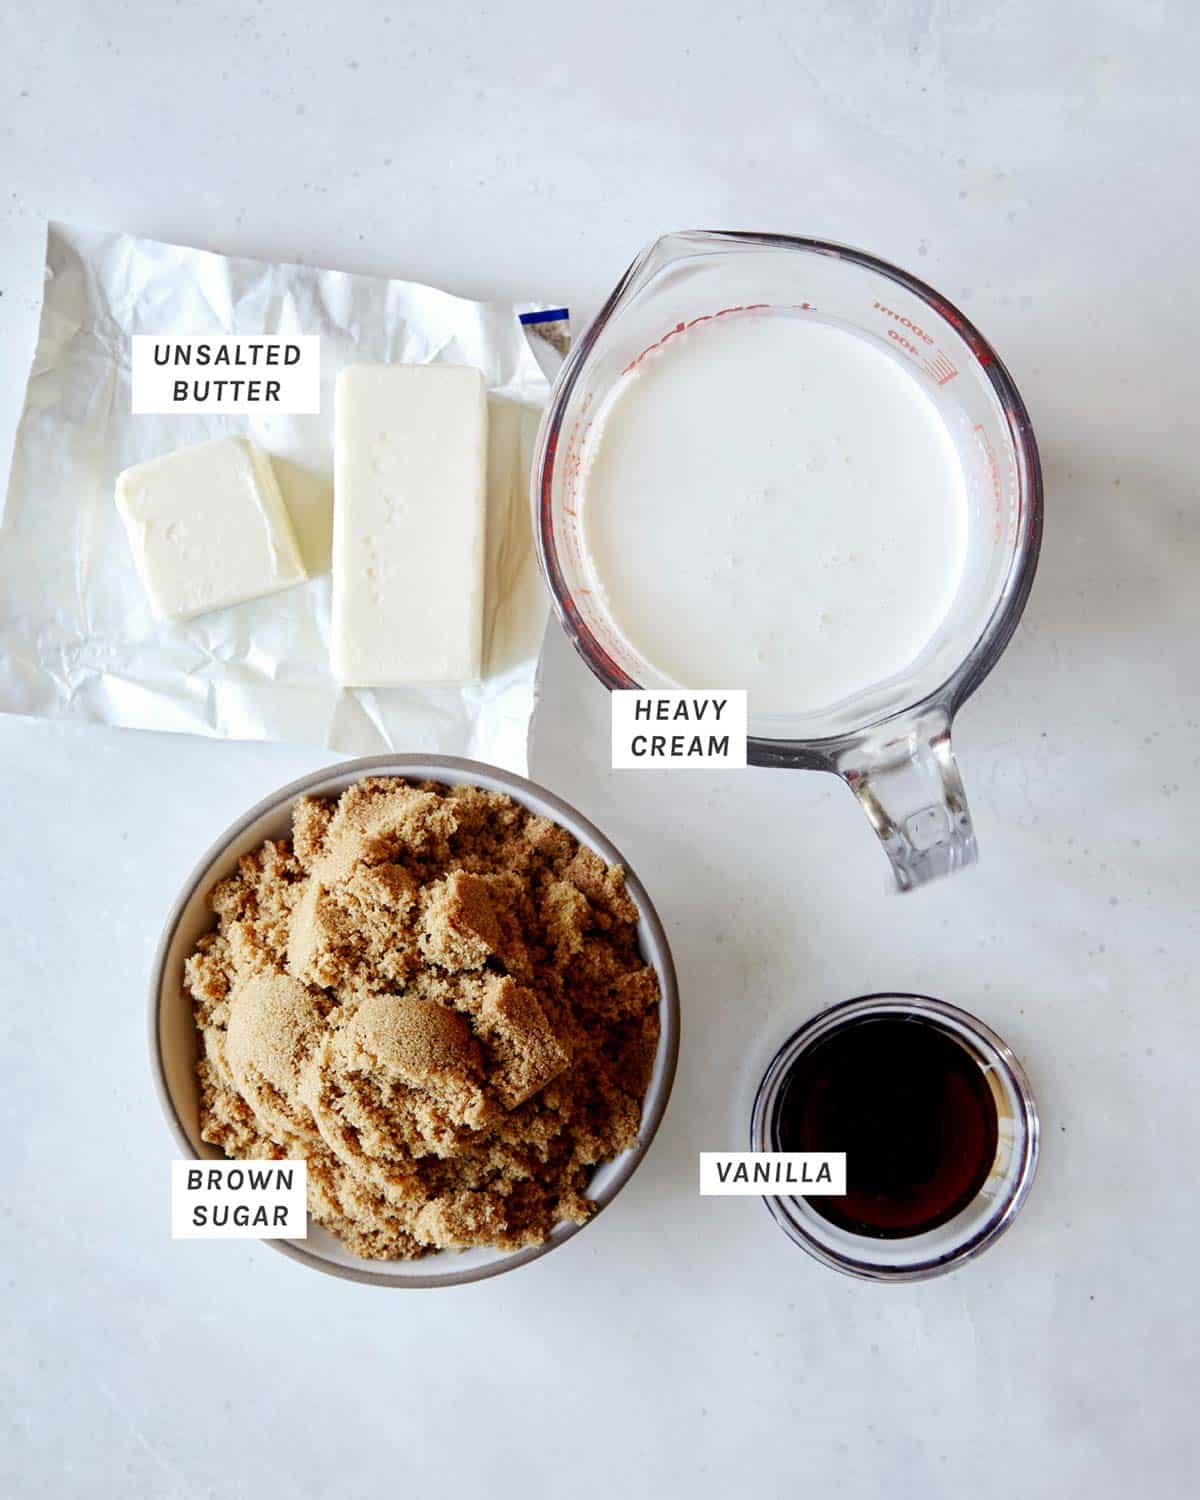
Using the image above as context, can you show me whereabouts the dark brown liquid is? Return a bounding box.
[776,1016,999,1238]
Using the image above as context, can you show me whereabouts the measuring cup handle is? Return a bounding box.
[836,708,978,892]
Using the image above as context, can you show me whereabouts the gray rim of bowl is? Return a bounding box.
[148,752,681,1289]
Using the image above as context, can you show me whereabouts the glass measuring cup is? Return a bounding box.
[532,232,1043,890]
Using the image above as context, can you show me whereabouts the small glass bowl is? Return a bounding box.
[750,993,1039,1281]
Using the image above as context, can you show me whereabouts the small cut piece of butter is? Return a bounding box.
[115,435,307,622]
[331,364,488,686]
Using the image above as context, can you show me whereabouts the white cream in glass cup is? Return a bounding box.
[533,232,1043,890]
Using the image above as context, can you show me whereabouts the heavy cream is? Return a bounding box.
[578,310,969,718]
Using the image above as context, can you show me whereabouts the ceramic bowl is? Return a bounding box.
[149,754,679,1287]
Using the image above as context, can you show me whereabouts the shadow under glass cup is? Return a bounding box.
[749,994,1039,1282]
[533,232,1044,890]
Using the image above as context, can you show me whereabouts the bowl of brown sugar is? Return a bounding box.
[150,755,679,1287]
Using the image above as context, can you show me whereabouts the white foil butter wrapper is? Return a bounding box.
[0,222,568,772]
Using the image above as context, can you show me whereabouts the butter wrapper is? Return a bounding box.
[0,222,568,772]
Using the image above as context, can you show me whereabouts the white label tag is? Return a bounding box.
[132,335,320,414]
[611,690,747,769]
[699,1152,846,1196]
[170,1160,308,1239]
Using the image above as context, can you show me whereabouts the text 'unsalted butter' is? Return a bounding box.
[132,336,320,413]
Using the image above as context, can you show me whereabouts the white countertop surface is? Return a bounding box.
[3,4,1196,1496]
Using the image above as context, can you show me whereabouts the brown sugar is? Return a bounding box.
[185,777,661,1259]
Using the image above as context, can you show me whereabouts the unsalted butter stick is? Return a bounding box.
[331,364,488,686]
[115,435,307,622]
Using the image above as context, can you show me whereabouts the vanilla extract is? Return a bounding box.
[718,1159,835,1187]
[776,1015,999,1239]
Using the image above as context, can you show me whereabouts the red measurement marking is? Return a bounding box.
[875,300,959,383]
[887,328,921,358]
[563,392,594,498]
[974,424,1002,541]
[620,303,772,376]
[924,351,959,386]
[873,301,934,345]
